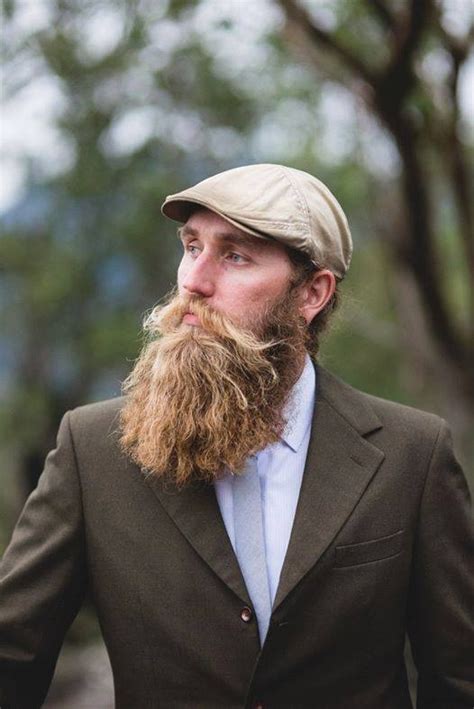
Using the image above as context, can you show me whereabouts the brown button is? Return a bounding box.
[240,606,252,622]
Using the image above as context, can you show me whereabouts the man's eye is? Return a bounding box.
[186,244,200,257]
[226,252,246,264]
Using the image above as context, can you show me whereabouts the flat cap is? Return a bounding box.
[161,163,352,279]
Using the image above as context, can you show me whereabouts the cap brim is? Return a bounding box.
[161,196,272,242]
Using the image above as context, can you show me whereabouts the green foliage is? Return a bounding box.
[1,0,472,529]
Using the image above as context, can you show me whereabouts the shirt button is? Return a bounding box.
[240,606,252,623]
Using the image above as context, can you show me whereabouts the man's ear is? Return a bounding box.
[298,269,336,325]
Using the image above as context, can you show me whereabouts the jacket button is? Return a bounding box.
[240,606,252,622]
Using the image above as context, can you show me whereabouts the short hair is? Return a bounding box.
[285,246,341,357]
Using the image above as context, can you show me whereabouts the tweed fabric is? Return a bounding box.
[1,367,473,708]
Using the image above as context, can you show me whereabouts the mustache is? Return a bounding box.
[144,293,281,352]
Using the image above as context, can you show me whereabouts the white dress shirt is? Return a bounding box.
[214,355,316,604]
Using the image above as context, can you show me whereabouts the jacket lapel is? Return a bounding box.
[273,366,385,610]
[144,473,250,604]
[141,366,385,612]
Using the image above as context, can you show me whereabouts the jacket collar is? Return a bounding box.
[280,353,316,453]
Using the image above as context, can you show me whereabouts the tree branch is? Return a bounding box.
[437,25,474,323]
[369,0,397,30]
[387,112,472,385]
[448,75,474,344]
[278,0,376,87]
[377,0,434,109]
[393,0,432,63]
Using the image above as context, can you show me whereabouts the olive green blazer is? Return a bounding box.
[1,367,473,708]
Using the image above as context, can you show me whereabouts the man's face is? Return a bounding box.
[121,208,336,484]
[120,209,310,484]
[177,209,295,330]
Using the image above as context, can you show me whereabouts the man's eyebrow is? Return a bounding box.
[177,225,268,249]
[217,232,266,249]
[178,225,197,240]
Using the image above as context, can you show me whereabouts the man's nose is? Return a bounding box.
[180,253,216,298]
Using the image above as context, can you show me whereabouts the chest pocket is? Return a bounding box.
[334,529,404,568]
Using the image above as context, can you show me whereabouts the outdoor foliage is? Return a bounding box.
[279,0,474,465]
[1,0,472,542]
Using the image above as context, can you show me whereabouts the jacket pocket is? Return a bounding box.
[334,529,404,567]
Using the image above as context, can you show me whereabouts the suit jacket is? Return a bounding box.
[0,367,473,709]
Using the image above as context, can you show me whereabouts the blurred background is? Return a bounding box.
[1,0,472,705]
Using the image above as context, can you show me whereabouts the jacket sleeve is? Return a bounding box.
[407,420,474,708]
[0,411,87,709]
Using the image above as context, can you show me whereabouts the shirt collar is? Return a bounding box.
[280,354,316,452]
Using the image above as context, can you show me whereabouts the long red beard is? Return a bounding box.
[119,291,307,487]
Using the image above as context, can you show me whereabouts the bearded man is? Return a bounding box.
[1,164,473,709]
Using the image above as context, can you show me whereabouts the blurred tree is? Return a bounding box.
[1,0,472,537]
[0,0,271,506]
[277,0,473,461]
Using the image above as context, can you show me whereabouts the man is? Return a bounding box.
[1,164,473,708]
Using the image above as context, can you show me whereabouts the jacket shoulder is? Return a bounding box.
[67,396,126,445]
[362,389,442,431]
[317,365,444,440]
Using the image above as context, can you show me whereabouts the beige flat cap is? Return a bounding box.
[161,163,352,279]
